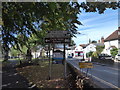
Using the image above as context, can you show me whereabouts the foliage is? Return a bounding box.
[10,48,20,56]
[110,48,118,57]
[96,46,105,54]
[86,51,93,57]
[2,2,81,50]
[69,39,76,46]
[10,45,28,56]
[80,2,119,13]
[91,40,97,43]
[92,51,98,58]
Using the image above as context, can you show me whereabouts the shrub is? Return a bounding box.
[110,48,118,57]
[86,51,93,57]
[92,52,98,58]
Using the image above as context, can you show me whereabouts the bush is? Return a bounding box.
[92,51,98,58]
[96,46,105,55]
[110,48,118,57]
[86,51,93,57]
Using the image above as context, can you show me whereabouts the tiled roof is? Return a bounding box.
[79,44,88,48]
[110,46,117,49]
[104,29,120,42]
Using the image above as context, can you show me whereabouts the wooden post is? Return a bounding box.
[64,43,67,79]
[52,44,55,62]
[86,68,89,77]
[48,44,51,80]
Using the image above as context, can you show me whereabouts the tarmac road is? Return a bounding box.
[66,58,120,88]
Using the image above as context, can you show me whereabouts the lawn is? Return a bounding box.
[16,60,69,88]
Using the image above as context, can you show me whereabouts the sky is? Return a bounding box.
[73,8,118,46]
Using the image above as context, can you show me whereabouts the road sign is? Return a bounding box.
[45,31,71,43]
[46,31,70,38]
[79,62,93,68]
[45,38,70,43]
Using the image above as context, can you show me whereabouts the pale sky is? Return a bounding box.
[73,8,118,46]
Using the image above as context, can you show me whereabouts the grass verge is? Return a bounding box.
[16,60,69,88]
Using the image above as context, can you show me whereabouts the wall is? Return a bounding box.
[84,44,96,59]
[84,44,96,53]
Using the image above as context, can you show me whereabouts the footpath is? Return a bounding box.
[2,60,32,89]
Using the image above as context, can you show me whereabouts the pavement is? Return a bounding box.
[2,60,33,89]
[66,58,120,88]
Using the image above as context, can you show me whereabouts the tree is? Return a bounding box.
[1,2,119,61]
[17,33,44,61]
[96,46,105,55]
[10,48,20,57]
[91,40,97,43]
[86,51,93,57]
[69,39,76,46]
[92,51,98,58]
[110,48,118,57]
[2,2,81,61]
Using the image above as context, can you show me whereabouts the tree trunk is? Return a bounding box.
[3,50,9,62]
[26,48,32,63]
[2,45,9,62]
[35,51,37,59]
[40,48,43,58]
[46,51,48,57]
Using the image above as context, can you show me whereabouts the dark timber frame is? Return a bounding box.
[45,31,71,79]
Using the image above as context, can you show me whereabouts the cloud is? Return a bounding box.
[73,9,118,46]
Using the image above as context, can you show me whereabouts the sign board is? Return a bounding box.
[79,62,93,68]
[45,38,70,43]
[45,31,71,43]
[45,31,70,38]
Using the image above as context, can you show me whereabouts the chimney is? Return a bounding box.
[101,37,104,44]
[89,39,91,44]
[118,27,120,30]
[98,40,100,43]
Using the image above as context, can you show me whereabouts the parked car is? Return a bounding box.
[67,53,73,58]
[99,54,112,60]
[115,54,120,61]
[68,55,73,58]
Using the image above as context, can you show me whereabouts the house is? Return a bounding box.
[66,45,76,57]
[74,45,84,59]
[102,27,120,55]
[65,45,84,59]
[83,43,104,59]
[31,45,46,58]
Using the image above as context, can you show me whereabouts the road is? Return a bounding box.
[66,58,120,88]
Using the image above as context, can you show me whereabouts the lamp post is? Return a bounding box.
[118,28,120,60]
